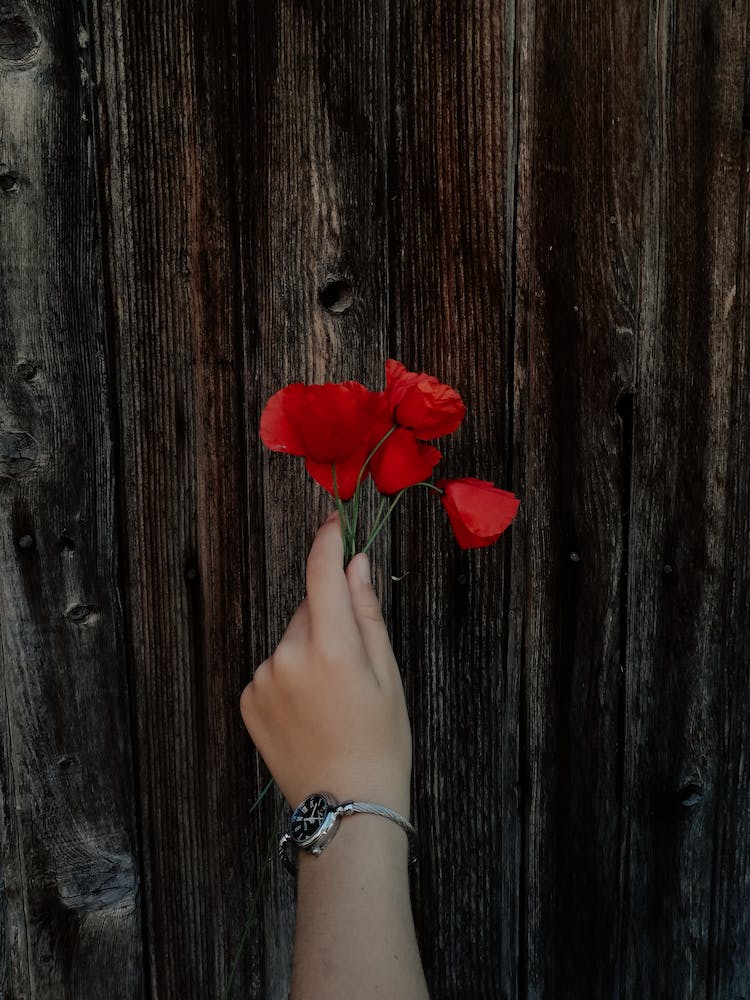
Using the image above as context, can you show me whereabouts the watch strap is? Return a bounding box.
[279,795,417,874]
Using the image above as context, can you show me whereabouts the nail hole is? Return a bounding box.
[569,551,581,563]
[57,755,74,769]
[0,171,20,193]
[18,534,34,549]
[318,279,354,315]
[185,566,198,581]
[663,563,673,575]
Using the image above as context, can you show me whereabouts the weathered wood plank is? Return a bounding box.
[0,1,142,996]
[511,2,648,995]
[90,0,261,994]
[246,2,390,995]
[621,3,750,996]
[388,3,520,995]
[3,1,748,996]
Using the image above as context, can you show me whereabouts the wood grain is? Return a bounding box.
[1,0,749,996]
[245,2,390,994]
[91,0,259,994]
[389,2,520,995]
[0,1,142,996]
[620,3,750,996]
[512,1,645,995]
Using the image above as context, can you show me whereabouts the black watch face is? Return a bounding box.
[291,794,330,844]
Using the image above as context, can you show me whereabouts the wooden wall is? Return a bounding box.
[1,0,748,997]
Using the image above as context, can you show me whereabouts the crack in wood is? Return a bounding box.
[0,430,39,478]
[56,855,137,912]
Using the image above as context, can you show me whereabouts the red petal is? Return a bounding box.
[385,359,466,439]
[260,380,372,464]
[385,359,420,410]
[259,383,308,454]
[436,477,520,549]
[306,443,371,501]
[370,428,442,495]
[364,390,394,444]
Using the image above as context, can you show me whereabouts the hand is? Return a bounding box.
[240,512,413,818]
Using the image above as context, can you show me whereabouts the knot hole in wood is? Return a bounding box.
[678,782,704,809]
[0,168,20,193]
[0,3,41,62]
[318,277,354,315]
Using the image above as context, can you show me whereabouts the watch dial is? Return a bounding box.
[291,794,329,844]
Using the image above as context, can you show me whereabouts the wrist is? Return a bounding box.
[281,791,415,875]
[284,780,411,820]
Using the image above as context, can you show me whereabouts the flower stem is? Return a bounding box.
[350,426,397,547]
[248,777,274,818]
[223,792,285,999]
[331,464,353,561]
[363,489,407,553]
[362,480,445,554]
[369,496,387,541]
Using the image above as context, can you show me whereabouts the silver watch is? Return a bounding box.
[279,791,416,874]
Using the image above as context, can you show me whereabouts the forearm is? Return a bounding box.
[290,815,429,1000]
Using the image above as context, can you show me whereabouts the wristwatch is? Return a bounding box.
[279,791,417,874]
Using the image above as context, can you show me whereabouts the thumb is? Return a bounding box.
[346,553,394,675]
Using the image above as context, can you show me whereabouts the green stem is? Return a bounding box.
[363,490,406,553]
[223,795,286,999]
[362,480,445,554]
[331,464,353,561]
[369,496,387,541]
[349,426,397,547]
[248,777,274,819]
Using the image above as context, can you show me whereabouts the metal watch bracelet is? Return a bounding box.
[279,792,417,875]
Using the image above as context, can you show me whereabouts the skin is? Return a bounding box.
[240,511,429,1000]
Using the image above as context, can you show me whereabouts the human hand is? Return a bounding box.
[240,512,413,818]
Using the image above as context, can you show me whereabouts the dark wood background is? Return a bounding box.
[1,0,748,997]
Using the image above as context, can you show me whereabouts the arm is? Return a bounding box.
[240,512,429,1000]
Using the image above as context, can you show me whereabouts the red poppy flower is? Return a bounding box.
[361,361,465,494]
[368,428,442,495]
[260,380,373,500]
[384,359,466,439]
[436,477,520,549]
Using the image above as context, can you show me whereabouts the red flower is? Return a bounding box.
[364,360,466,494]
[259,361,469,501]
[384,360,466,438]
[436,477,520,549]
[260,380,373,500]
[369,428,442,495]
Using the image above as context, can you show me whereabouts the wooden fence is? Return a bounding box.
[1,1,749,997]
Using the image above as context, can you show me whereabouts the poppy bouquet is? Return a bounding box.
[260,359,520,563]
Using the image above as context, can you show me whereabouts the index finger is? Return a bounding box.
[305,512,357,642]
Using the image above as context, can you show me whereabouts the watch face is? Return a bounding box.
[290,793,330,845]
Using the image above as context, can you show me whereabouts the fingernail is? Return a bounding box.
[356,553,371,584]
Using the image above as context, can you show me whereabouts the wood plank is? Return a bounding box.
[246,2,390,995]
[511,2,650,994]
[0,1,142,996]
[388,3,521,995]
[90,0,263,994]
[621,2,750,995]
